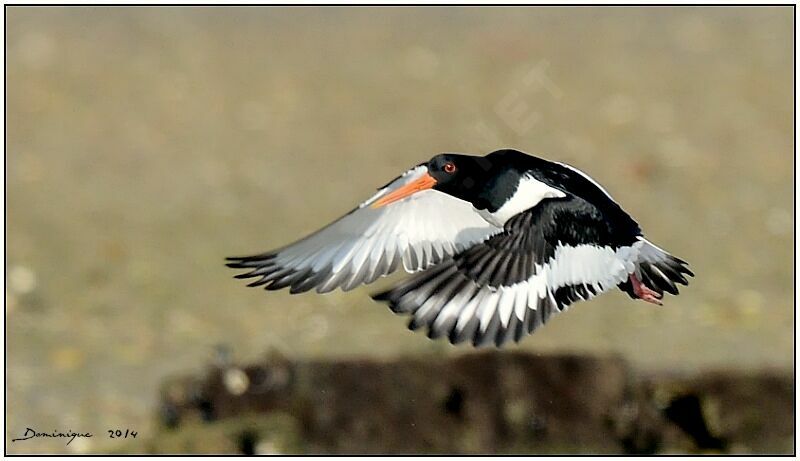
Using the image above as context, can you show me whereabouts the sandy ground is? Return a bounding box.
[5,7,794,453]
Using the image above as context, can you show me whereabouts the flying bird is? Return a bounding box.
[227,149,692,347]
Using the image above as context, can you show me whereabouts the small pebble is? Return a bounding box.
[256,439,282,455]
[224,368,250,396]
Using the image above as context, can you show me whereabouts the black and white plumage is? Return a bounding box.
[228,149,693,347]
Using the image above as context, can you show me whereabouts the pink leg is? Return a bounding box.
[630,273,663,306]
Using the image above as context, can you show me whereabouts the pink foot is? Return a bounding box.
[630,274,663,306]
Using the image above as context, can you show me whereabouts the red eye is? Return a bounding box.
[443,162,457,174]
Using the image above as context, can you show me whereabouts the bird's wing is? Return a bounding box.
[372,196,642,347]
[227,165,502,293]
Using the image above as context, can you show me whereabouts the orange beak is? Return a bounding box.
[371,173,438,208]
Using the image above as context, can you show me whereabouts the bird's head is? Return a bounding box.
[427,153,492,195]
[371,152,516,210]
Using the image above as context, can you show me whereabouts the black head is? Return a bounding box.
[428,152,524,211]
[371,150,530,211]
[428,153,489,193]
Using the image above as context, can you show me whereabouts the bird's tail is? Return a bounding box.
[619,237,694,299]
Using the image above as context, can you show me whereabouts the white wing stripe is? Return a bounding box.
[546,244,633,290]
[456,290,484,332]
[430,242,642,335]
[478,291,500,331]
[497,289,515,328]
[513,287,528,321]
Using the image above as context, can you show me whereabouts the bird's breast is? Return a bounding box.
[475,175,566,227]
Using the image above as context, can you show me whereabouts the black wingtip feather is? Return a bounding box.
[226,260,255,269]
[473,314,501,348]
[246,277,270,288]
[371,289,392,302]
[496,314,519,347]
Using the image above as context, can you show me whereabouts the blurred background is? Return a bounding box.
[6,6,793,454]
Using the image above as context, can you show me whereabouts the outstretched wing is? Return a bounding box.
[372,196,643,347]
[227,165,502,294]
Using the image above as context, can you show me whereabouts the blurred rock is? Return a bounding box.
[131,414,301,455]
[149,351,792,454]
[649,372,795,454]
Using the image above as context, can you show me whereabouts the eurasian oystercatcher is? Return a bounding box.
[228,149,692,346]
